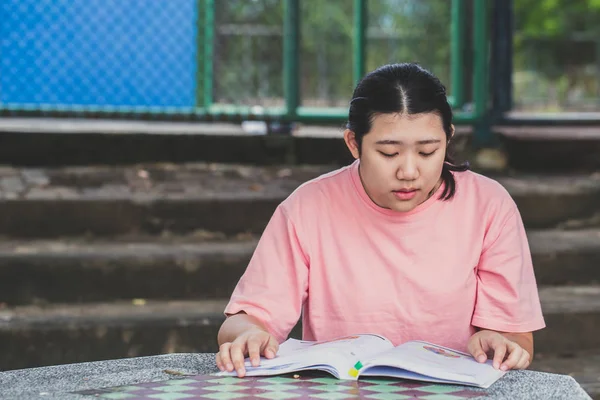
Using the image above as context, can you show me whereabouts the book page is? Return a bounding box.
[360,341,505,388]
[217,334,394,380]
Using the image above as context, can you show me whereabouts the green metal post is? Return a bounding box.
[195,0,205,108]
[203,0,215,109]
[450,0,465,109]
[353,0,367,85]
[473,0,491,145]
[283,0,300,119]
[473,0,488,118]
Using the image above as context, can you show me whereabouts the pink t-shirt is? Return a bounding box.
[225,160,546,352]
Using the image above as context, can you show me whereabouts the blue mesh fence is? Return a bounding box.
[0,0,197,109]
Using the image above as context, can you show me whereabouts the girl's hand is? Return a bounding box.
[215,327,279,377]
[467,330,531,371]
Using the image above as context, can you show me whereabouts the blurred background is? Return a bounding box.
[0,0,598,397]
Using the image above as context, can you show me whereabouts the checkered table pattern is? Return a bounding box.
[75,374,487,399]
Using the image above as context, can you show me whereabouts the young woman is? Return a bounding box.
[216,63,545,377]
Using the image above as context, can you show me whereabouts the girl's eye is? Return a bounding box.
[420,151,436,157]
[379,152,398,158]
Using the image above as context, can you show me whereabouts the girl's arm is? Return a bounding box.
[217,312,270,345]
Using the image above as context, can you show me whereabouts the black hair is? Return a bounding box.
[346,63,469,200]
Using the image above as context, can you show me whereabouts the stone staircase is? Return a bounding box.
[0,123,598,398]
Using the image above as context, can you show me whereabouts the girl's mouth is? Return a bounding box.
[392,189,418,200]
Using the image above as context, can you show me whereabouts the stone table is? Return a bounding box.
[0,353,592,400]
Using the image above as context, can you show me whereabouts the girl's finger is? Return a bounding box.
[247,337,262,367]
[490,339,507,370]
[230,342,248,377]
[219,343,234,372]
[514,351,531,370]
[467,337,487,363]
[264,335,280,359]
[500,345,522,371]
[215,352,224,371]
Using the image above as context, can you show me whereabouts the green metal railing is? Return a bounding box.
[1,0,491,132]
[353,0,367,86]
[196,0,215,110]
[450,0,466,109]
[205,0,490,126]
[473,0,489,117]
[283,0,300,120]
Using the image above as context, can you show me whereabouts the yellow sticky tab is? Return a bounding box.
[348,368,359,378]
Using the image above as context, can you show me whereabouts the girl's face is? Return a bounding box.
[344,112,451,213]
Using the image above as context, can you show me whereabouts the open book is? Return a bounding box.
[216,334,506,388]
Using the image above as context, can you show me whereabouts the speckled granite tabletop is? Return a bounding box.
[0,353,592,400]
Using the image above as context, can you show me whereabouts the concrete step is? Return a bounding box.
[2,229,599,305]
[0,119,467,167]
[495,173,600,229]
[532,351,600,400]
[530,229,600,285]
[536,285,600,354]
[0,163,598,238]
[1,118,599,172]
[0,299,229,371]
[0,237,256,305]
[0,163,331,238]
[0,120,352,167]
[0,285,597,371]
[498,125,600,172]
[558,211,600,230]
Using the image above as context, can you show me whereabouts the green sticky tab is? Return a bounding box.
[354,361,363,370]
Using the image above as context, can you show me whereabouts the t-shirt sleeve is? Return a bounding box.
[224,204,309,343]
[471,199,546,333]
